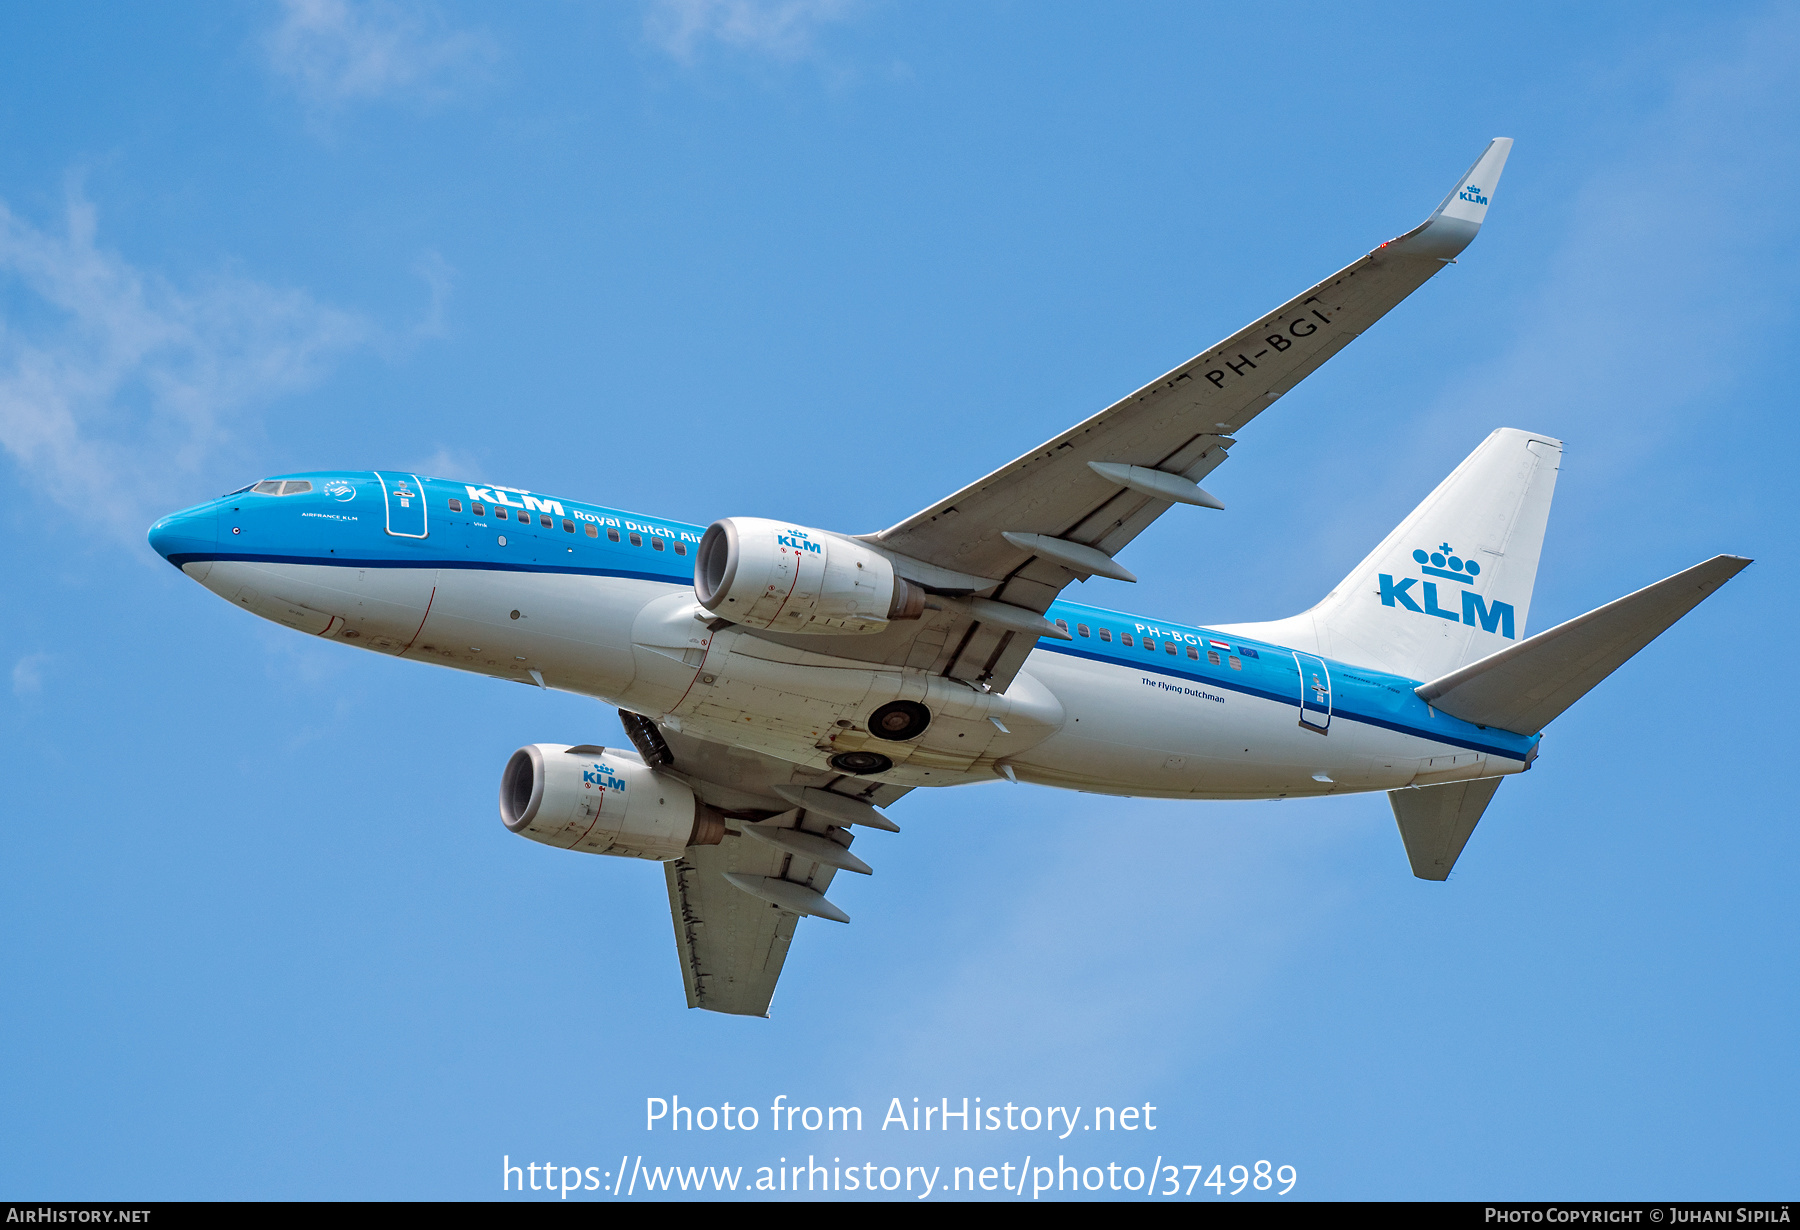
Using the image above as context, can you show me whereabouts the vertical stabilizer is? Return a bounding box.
[1218,428,1561,682]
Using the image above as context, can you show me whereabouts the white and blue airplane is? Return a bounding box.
[148,140,1746,1016]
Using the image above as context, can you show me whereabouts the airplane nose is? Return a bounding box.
[148,505,218,579]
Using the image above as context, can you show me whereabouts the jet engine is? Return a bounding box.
[499,743,724,861]
[695,517,926,634]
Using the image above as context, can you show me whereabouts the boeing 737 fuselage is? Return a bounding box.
[147,140,1748,1016]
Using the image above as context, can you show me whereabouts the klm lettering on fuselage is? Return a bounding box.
[583,764,627,792]
[464,485,566,518]
[778,530,823,554]
[1377,541,1514,639]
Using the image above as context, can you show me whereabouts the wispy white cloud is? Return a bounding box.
[0,188,373,538]
[1414,8,1800,492]
[12,652,50,697]
[411,249,455,340]
[645,0,858,64]
[265,0,496,110]
[412,443,479,480]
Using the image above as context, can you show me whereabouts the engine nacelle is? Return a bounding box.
[694,517,925,635]
[499,744,724,861]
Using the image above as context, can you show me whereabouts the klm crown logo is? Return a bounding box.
[1377,541,1514,639]
[1457,183,1489,206]
[1414,542,1481,584]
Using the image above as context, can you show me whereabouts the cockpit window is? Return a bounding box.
[252,481,283,494]
[250,479,312,496]
[280,480,312,495]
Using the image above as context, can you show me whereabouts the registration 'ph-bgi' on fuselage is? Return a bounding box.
[148,139,1749,1016]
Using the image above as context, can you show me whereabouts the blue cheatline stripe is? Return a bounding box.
[174,548,1529,759]
[165,552,687,586]
[1035,641,1530,760]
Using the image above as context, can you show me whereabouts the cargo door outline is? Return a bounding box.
[376,472,428,538]
[1294,651,1332,733]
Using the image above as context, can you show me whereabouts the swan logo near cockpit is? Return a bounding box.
[1377,542,1515,639]
[323,480,356,502]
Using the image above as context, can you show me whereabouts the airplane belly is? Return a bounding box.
[417,570,653,696]
[202,560,435,651]
[198,561,651,697]
[612,593,1066,788]
[1013,650,1447,799]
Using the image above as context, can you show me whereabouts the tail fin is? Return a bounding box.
[1218,428,1562,682]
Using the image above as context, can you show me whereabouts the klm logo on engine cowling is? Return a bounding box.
[1458,183,1488,206]
[777,530,823,554]
[583,764,627,792]
[1377,542,1514,638]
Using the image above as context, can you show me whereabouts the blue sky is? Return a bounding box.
[2,0,1796,1201]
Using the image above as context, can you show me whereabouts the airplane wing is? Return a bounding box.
[625,713,909,1017]
[742,139,1514,692]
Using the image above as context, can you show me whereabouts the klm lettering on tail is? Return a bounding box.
[1377,542,1514,639]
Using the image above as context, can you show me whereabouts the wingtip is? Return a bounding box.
[1386,138,1515,260]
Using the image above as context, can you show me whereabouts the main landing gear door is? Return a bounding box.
[375,472,429,538]
[1294,651,1332,733]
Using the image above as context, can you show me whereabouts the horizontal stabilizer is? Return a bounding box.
[1391,777,1503,881]
[1415,555,1749,735]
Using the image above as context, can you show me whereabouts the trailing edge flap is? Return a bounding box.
[665,837,838,1019]
[653,722,907,1018]
[1390,776,1503,881]
[1414,555,1750,736]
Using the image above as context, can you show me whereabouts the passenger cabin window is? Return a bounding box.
[607,528,621,542]
[1099,628,1112,642]
[1165,641,1177,655]
[1077,624,1090,638]
[1228,656,1243,670]
[674,541,687,556]
[1120,633,1133,647]
[1054,619,1068,633]
[448,498,463,512]
[1207,650,1221,665]
[652,537,665,551]
[540,515,553,528]
[562,520,575,533]
[584,523,598,538]
[495,507,508,520]
[629,533,642,547]
[471,502,485,516]
[1187,645,1200,659]
[1144,639,1156,652]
